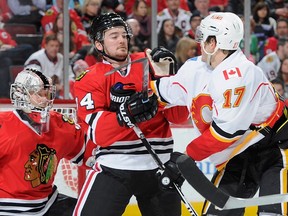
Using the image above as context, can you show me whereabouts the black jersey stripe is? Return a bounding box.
[211,121,246,139]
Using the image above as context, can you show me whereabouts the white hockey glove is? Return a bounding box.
[145,46,177,79]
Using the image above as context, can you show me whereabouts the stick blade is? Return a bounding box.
[176,155,229,209]
[224,193,288,210]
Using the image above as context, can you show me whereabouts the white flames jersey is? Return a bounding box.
[151,50,280,167]
[257,51,281,81]
[157,8,191,34]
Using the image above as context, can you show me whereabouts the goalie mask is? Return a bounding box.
[10,69,56,133]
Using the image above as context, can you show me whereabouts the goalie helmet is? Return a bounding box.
[10,68,56,113]
[89,12,133,43]
[195,12,244,50]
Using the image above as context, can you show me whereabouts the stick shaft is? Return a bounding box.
[132,126,198,216]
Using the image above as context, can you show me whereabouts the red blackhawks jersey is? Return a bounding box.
[151,51,284,168]
[74,52,189,171]
[41,6,85,35]
[0,110,86,215]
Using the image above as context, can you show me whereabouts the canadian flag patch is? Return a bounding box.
[223,67,242,80]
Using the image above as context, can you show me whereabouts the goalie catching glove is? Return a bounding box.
[116,90,158,128]
[158,152,185,190]
[145,46,177,78]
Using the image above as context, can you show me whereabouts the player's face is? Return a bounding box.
[30,85,56,108]
[200,41,215,62]
[102,27,129,60]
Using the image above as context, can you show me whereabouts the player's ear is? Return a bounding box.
[95,41,103,51]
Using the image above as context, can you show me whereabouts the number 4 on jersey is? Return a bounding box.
[80,93,95,110]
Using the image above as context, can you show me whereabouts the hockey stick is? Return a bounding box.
[104,57,148,76]
[105,57,197,214]
[132,126,198,216]
[177,154,288,210]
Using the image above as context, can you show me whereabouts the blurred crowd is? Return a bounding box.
[0,0,287,102]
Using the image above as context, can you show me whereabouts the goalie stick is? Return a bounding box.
[177,154,288,210]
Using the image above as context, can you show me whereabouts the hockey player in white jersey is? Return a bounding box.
[147,12,288,215]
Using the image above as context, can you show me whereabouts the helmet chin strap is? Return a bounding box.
[201,41,219,67]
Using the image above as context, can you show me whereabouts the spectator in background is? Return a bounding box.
[69,59,89,98]
[25,34,74,99]
[7,0,46,31]
[128,0,152,49]
[226,0,244,15]
[0,0,12,23]
[157,0,191,35]
[263,18,288,58]
[276,18,288,39]
[101,0,126,19]
[257,37,288,81]
[41,0,86,35]
[185,10,202,55]
[175,37,198,69]
[42,12,90,58]
[126,18,147,53]
[126,0,166,15]
[0,27,34,98]
[263,0,288,20]
[81,0,102,34]
[208,0,228,11]
[0,27,34,65]
[192,0,211,18]
[252,1,277,61]
[271,77,285,98]
[84,46,102,66]
[278,57,288,99]
[239,15,259,63]
[158,19,179,54]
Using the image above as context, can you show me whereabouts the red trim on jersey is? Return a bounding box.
[172,81,188,93]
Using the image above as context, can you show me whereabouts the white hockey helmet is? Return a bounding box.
[10,68,56,113]
[195,12,244,50]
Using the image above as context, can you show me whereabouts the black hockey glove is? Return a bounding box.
[158,152,185,190]
[116,91,158,128]
[109,82,136,112]
[145,46,178,79]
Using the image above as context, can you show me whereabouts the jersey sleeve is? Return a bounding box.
[163,105,190,124]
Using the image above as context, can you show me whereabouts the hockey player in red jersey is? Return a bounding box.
[148,12,288,215]
[73,12,189,216]
[0,68,86,215]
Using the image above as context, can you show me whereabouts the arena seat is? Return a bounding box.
[4,23,37,39]
[9,65,24,82]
